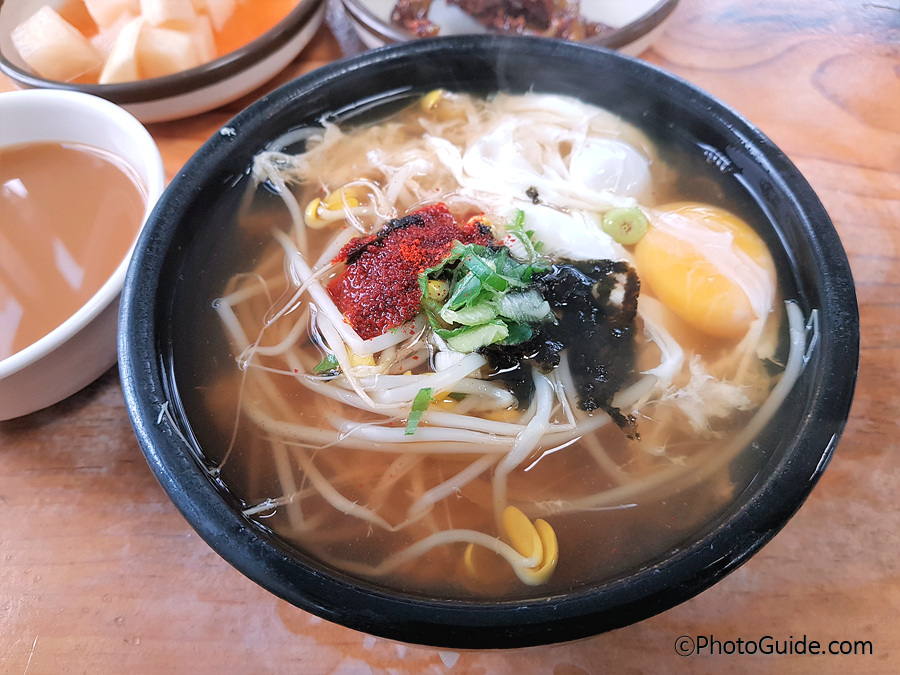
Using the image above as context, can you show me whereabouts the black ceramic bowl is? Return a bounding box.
[119,35,858,649]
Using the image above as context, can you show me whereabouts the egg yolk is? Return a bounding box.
[633,203,775,340]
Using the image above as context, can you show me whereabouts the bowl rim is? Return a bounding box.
[0,88,164,379]
[119,34,859,649]
[341,0,679,49]
[0,0,324,105]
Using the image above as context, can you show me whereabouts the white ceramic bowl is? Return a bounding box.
[0,89,165,420]
[336,0,679,56]
[0,0,325,123]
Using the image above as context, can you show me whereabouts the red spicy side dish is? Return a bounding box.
[327,203,494,339]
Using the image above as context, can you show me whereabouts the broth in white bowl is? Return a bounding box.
[0,89,164,420]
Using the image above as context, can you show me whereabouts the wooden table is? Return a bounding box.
[2,1,898,672]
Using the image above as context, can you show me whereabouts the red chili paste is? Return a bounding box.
[327,203,493,340]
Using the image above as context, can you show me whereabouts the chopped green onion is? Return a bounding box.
[601,207,649,245]
[439,302,498,326]
[416,219,554,354]
[438,320,509,353]
[405,387,434,435]
[505,210,539,263]
[464,251,508,291]
[446,270,483,310]
[313,353,340,374]
[497,289,554,324]
[502,321,534,345]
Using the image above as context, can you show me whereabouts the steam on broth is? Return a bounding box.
[174,91,815,598]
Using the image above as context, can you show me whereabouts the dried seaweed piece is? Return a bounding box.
[539,260,640,438]
[480,259,641,438]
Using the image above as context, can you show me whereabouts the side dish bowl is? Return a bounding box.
[0,0,325,123]
[118,36,858,648]
[0,88,164,420]
[338,0,679,55]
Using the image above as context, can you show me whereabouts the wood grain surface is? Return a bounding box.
[1,0,898,673]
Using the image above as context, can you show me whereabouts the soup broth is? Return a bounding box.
[0,141,146,361]
[170,91,811,599]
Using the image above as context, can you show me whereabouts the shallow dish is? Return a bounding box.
[339,0,678,54]
[119,36,858,648]
[0,88,164,420]
[0,0,326,123]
